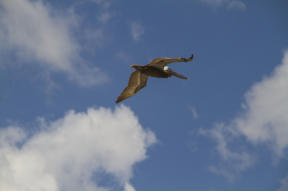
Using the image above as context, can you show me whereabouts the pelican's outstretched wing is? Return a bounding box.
[116,71,148,103]
[148,54,194,68]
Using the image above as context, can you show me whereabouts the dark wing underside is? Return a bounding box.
[116,70,148,103]
[148,54,194,68]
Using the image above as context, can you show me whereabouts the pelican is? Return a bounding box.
[116,54,194,103]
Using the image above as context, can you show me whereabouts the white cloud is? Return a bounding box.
[0,0,108,87]
[125,182,136,191]
[205,51,288,179]
[234,51,288,156]
[200,124,254,180]
[130,22,145,41]
[280,175,288,190]
[0,105,156,190]
[200,0,247,11]
[189,106,199,120]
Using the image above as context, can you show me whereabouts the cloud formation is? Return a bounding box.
[201,123,254,180]
[200,0,247,11]
[234,51,288,155]
[130,22,145,41]
[204,51,288,182]
[281,176,288,190]
[0,105,156,190]
[0,0,108,87]
[85,0,113,24]
[189,105,199,120]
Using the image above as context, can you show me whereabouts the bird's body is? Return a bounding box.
[116,54,194,103]
[133,65,172,78]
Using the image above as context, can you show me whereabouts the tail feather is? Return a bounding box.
[171,71,188,80]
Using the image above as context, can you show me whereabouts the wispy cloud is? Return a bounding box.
[0,105,156,190]
[92,0,113,24]
[200,123,254,180]
[189,105,199,120]
[199,0,247,11]
[204,51,288,181]
[115,51,132,63]
[130,22,145,41]
[0,0,108,87]
[280,176,288,190]
[97,11,113,24]
[226,0,247,11]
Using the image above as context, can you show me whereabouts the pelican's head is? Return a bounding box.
[163,66,169,71]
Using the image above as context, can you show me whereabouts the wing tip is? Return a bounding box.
[183,54,194,62]
[189,54,194,61]
[116,96,126,103]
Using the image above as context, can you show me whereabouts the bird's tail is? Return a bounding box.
[171,71,188,80]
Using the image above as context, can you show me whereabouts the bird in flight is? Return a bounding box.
[116,54,194,103]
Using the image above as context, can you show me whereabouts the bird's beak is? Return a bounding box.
[130,65,135,69]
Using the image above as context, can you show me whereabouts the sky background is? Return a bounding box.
[0,0,288,190]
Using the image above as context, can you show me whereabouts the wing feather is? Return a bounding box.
[148,54,194,68]
[116,71,148,103]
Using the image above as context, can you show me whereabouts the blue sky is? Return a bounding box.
[0,0,288,190]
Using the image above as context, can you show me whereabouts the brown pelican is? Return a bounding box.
[116,54,194,103]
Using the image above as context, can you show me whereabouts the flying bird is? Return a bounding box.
[116,54,194,103]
